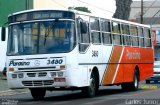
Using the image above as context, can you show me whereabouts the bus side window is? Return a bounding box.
[112,21,122,45]
[130,25,139,47]
[121,24,131,46]
[138,27,144,47]
[1,27,6,41]
[101,19,112,45]
[90,17,101,44]
[144,28,152,47]
[79,21,90,52]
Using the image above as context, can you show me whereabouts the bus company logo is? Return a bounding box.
[126,50,141,60]
[34,60,40,66]
[9,60,30,66]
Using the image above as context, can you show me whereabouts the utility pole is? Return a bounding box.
[140,0,143,24]
[26,0,29,10]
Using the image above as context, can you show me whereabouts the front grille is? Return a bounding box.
[22,80,54,86]
[26,72,47,77]
[27,73,36,77]
[38,72,47,77]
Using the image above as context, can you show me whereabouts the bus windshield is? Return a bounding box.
[7,20,76,55]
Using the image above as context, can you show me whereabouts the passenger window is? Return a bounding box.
[112,21,122,45]
[112,22,120,34]
[130,25,138,36]
[123,36,131,46]
[91,32,101,44]
[144,28,152,47]
[113,34,121,45]
[90,17,100,31]
[101,19,111,32]
[131,37,139,46]
[138,27,144,47]
[121,24,130,35]
[78,19,90,52]
[90,17,101,44]
[102,33,112,44]
[138,28,144,37]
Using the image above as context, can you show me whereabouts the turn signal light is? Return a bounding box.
[9,68,14,72]
[60,65,65,69]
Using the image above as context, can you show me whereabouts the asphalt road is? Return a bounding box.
[0,82,160,105]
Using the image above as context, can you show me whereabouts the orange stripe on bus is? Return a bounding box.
[102,46,123,85]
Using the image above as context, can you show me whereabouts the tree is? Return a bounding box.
[113,0,132,20]
[74,7,91,13]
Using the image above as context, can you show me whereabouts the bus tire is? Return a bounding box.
[121,70,139,91]
[130,70,139,91]
[30,88,46,100]
[82,72,98,98]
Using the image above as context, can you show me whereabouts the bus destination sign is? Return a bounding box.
[9,10,75,23]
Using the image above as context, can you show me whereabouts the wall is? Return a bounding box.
[33,0,68,10]
[0,0,33,27]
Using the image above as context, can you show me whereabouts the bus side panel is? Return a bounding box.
[102,46,123,85]
[113,47,153,84]
[114,47,140,83]
[139,48,154,81]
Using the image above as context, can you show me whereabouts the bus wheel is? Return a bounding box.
[82,73,97,98]
[30,88,46,100]
[130,70,139,91]
[121,70,139,91]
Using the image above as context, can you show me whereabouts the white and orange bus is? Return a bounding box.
[5,9,153,99]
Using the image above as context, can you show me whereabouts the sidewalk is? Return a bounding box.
[0,71,9,92]
[0,72,29,96]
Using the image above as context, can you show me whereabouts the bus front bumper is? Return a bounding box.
[7,71,81,89]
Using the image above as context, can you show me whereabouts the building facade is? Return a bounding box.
[129,0,160,60]
[0,0,33,26]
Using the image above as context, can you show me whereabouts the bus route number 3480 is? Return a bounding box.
[47,58,64,65]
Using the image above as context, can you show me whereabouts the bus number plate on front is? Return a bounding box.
[47,58,65,65]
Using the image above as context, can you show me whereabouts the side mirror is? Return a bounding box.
[80,22,87,34]
[1,27,6,41]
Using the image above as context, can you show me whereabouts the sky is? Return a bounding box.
[69,0,116,17]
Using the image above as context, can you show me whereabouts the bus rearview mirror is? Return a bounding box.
[1,27,6,41]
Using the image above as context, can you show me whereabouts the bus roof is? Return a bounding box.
[9,9,150,28]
